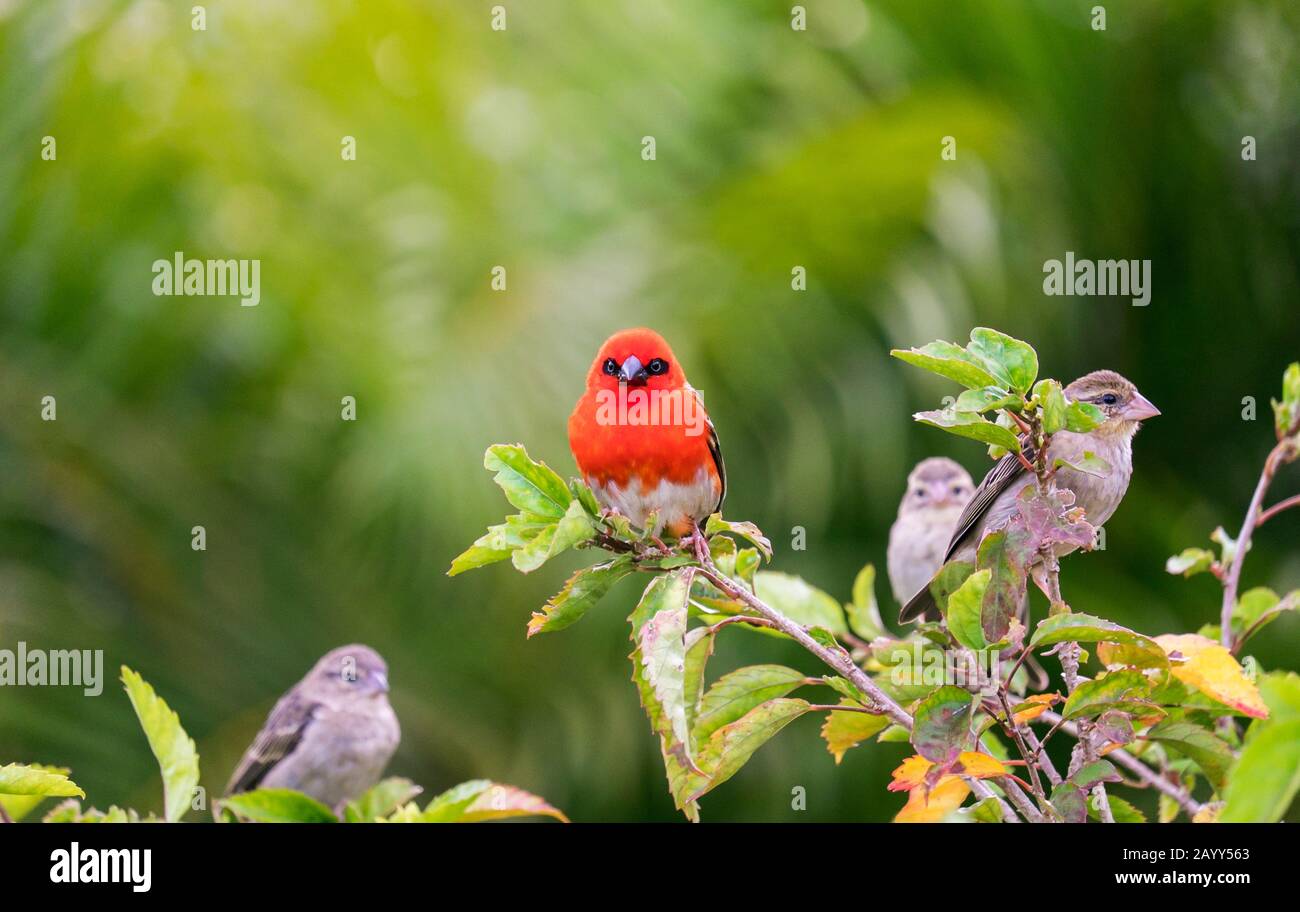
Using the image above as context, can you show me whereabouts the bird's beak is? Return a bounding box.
[618,355,648,385]
[371,671,390,694]
[1123,393,1161,421]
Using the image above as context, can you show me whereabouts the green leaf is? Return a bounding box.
[690,698,810,801]
[483,444,573,520]
[120,666,200,823]
[955,386,1022,414]
[0,763,84,816]
[1064,400,1105,433]
[1271,362,1300,438]
[975,529,1029,644]
[416,780,568,823]
[220,788,337,823]
[1232,587,1298,644]
[911,685,974,763]
[821,703,891,763]
[1033,379,1068,434]
[629,571,705,820]
[962,796,1007,823]
[1062,670,1157,721]
[967,327,1038,394]
[891,340,1001,390]
[704,514,773,560]
[753,571,848,636]
[344,778,423,823]
[913,407,1022,452]
[1029,613,1155,650]
[847,564,885,640]
[1220,719,1300,822]
[526,555,634,637]
[1091,794,1147,823]
[928,561,975,615]
[945,568,990,650]
[1053,451,1111,479]
[448,512,552,576]
[511,499,596,573]
[1145,721,1234,792]
[693,665,810,742]
[1166,547,1216,578]
[1071,759,1122,790]
[1049,782,1087,823]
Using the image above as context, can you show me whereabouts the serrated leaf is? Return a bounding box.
[526,555,635,637]
[419,780,568,823]
[689,698,809,801]
[0,763,84,808]
[1155,634,1269,719]
[344,777,423,823]
[483,444,573,520]
[913,407,1022,452]
[1029,613,1154,650]
[512,499,596,573]
[693,665,810,742]
[1062,670,1156,721]
[704,514,773,560]
[120,666,200,823]
[894,775,970,823]
[220,788,337,823]
[1145,721,1234,792]
[821,703,891,763]
[956,386,1022,414]
[891,341,1001,390]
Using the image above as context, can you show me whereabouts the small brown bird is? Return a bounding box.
[900,370,1160,623]
[887,457,975,607]
[225,645,400,811]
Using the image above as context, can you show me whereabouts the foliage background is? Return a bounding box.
[1,0,1297,822]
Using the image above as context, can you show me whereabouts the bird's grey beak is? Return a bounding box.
[618,355,648,385]
[371,671,390,694]
[1123,393,1161,421]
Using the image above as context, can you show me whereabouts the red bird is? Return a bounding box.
[568,328,725,539]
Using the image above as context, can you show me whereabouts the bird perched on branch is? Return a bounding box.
[225,645,400,812]
[899,370,1160,623]
[887,457,975,609]
[569,328,725,538]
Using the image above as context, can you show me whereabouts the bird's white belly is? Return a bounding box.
[592,467,717,534]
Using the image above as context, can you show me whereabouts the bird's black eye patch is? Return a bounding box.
[602,358,619,376]
[1099,393,1119,406]
[647,358,669,375]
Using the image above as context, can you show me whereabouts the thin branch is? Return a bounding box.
[1256,493,1300,528]
[1219,435,1299,648]
[1039,710,1203,818]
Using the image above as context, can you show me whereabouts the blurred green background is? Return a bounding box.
[2,0,1298,822]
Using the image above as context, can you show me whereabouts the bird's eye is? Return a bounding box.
[1100,393,1119,406]
[914,489,926,498]
[647,358,668,375]
[952,486,966,496]
[602,358,618,376]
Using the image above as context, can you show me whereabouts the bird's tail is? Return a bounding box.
[898,584,939,624]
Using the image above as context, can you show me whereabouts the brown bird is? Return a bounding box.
[899,370,1160,623]
[225,645,400,812]
[887,457,975,607]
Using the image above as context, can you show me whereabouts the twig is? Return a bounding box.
[1039,710,1203,818]
[1219,430,1299,648]
[1256,493,1300,527]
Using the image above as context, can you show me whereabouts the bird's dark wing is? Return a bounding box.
[691,384,726,512]
[941,445,1034,562]
[899,435,1035,623]
[225,689,320,795]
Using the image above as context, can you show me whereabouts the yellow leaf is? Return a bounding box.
[1155,634,1269,719]
[955,751,1007,779]
[1193,802,1223,823]
[820,703,890,764]
[889,754,933,792]
[894,775,970,823]
[1012,693,1059,724]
